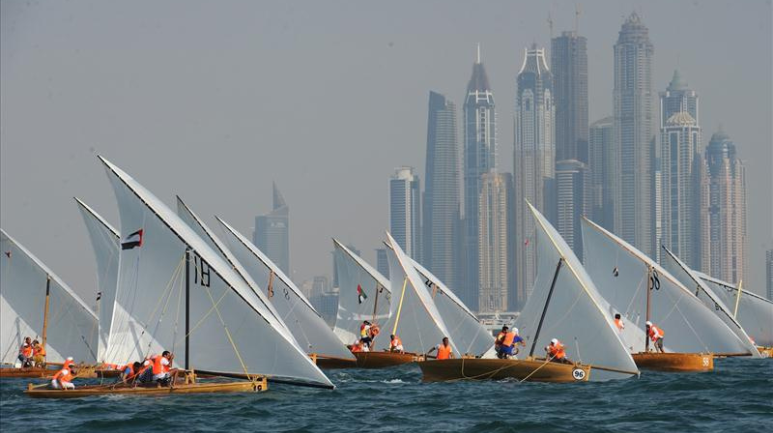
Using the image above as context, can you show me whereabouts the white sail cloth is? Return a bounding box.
[514,204,639,381]
[100,157,332,388]
[697,272,773,347]
[581,218,752,355]
[216,218,354,361]
[0,229,98,364]
[661,248,760,357]
[332,240,391,345]
[375,233,459,356]
[410,259,494,357]
[75,198,121,362]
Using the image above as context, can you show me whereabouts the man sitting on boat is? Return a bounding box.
[645,321,666,353]
[50,357,76,390]
[138,351,175,385]
[389,334,404,353]
[350,340,368,353]
[494,326,508,355]
[614,314,625,333]
[32,340,46,367]
[18,337,33,368]
[427,337,454,360]
[119,362,143,383]
[497,328,525,359]
[545,339,571,364]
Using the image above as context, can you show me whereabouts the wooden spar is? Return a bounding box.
[41,276,51,349]
[267,270,275,299]
[391,278,409,336]
[733,280,743,319]
[529,258,564,358]
[645,265,652,353]
[371,282,380,324]
[185,249,191,371]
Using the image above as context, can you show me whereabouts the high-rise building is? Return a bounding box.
[423,91,461,289]
[613,12,655,258]
[552,31,589,164]
[588,116,615,230]
[332,244,360,288]
[660,70,699,129]
[698,130,747,284]
[389,166,421,259]
[478,171,513,313]
[254,182,290,274]
[462,46,497,311]
[766,249,773,301]
[514,44,554,308]
[661,111,701,267]
[556,160,590,259]
[375,248,389,279]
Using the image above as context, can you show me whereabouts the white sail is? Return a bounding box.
[661,247,760,357]
[514,204,639,381]
[332,239,391,345]
[581,217,751,355]
[75,198,121,362]
[215,218,354,361]
[376,233,459,356]
[100,157,332,388]
[0,229,98,364]
[697,272,773,347]
[409,258,494,357]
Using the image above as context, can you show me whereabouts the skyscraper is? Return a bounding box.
[462,46,497,311]
[514,45,554,308]
[660,70,699,128]
[661,111,700,267]
[556,159,590,259]
[698,130,747,284]
[375,248,389,279]
[588,116,615,230]
[389,166,421,259]
[552,31,589,164]
[613,12,655,258]
[766,249,773,301]
[478,171,513,313]
[423,91,460,290]
[254,182,290,274]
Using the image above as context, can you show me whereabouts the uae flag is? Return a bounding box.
[356,284,367,304]
[121,229,144,250]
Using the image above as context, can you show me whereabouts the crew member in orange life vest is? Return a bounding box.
[545,339,571,364]
[494,326,508,354]
[139,351,174,385]
[359,321,373,348]
[18,336,33,368]
[389,334,404,353]
[32,339,46,367]
[427,337,454,360]
[497,328,525,359]
[614,314,625,333]
[646,321,665,353]
[50,357,76,390]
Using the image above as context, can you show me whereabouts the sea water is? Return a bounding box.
[1,357,771,432]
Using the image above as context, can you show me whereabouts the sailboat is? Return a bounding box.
[27,157,333,397]
[696,272,773,357]
[661,247,760,358]
[581,218,752,372]
[1,229,98,378]
[215,218,356,369]
[420,204,638,383]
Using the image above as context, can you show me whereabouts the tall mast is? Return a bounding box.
[371,283,380,324]
[733,280,743,319]
[529,258,564,358]
[185,249,191,370]
[41,276,51,349]
[645,265,652,352]
[391,278,409,336]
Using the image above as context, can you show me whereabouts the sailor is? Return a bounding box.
[494,326,509,357]
[32,340,46,367]
[18,337,33,368]
[646,321,665,353]
[389,334,404,353]
[359,321,373,348]
[119,362,142,383]
[151,351,174,386]
[498,328,525,359]
[427,337,454,360]
[614,314,625,333]
[51,357,76,390]
[545,339,570,364]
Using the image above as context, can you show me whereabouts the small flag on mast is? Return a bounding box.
[121,229,144,250]
[357,284,367,304]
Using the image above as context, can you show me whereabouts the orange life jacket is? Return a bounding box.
[549,341,566,359]
[151,355,170,375]
[437,344,452,360]
[370,325,380,338]
[63,359,74,369]
[33,345,46,357]
[53,368,73,383]
[351,343,363,353]
[20,344,33,357]
[502,332,516,347]
[614,318,624,331]
[649,325,664,341]
[390,336,402,348]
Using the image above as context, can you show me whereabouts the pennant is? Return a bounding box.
[121,229,144,250]
[612,266,619,277]
[4,251,10,258]
[357,284,367,304]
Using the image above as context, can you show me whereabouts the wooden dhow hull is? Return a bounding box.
[632,352,713,372]
[352,351,422,369]
[0,367,56,378]
[313,355,358,369]
[25,378,268,398]
[757,347,773,358]
[419,358,591,383]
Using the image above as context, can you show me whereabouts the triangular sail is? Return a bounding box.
[216,218,354,361]
[409,259,494,357]
[100,157,332,388]
[697,272,773,347]
[75,198,121,362]
[661,247,760,357]
[515,204,639,381]
[376,233,459,356]
[332,240,391,345]
[0,229,98,364]
[581,217,751,355]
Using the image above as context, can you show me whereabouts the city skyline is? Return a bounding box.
[2,1,770,303]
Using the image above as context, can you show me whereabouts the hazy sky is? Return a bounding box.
[2,0,771,303]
